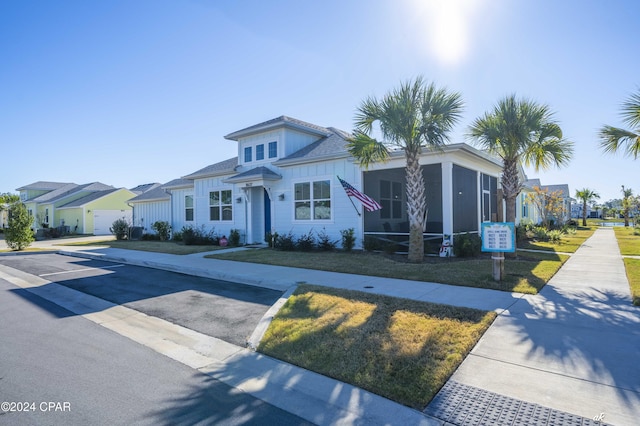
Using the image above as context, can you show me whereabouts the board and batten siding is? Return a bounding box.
[170,188,195,232]
[193,175,242,238]
[132,200,171,233]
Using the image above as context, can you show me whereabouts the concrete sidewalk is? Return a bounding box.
[432,228,640,425]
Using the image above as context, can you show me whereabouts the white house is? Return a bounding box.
[131,116,505,250]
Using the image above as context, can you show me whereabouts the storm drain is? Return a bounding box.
[424,381,609,425]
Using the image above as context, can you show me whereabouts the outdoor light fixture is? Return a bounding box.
[236,197,242,203]
[278,193,285,201]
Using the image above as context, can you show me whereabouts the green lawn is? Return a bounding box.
[60,239,225,255]
[259,284,496,409]
[613,226,640,306]
[517,226,596,253]
[210,249,567,294]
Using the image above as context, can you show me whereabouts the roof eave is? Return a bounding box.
[225,121,331,141]
[273,151,350,167]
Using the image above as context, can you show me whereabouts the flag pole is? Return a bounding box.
[338,176,361,217]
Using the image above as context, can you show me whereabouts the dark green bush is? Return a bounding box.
[317,228,337,251]
[265,231,279,248]
[5,202,34,250]
[340,228,355,252]
[229,229,241,246]
[181,225,216,245]
[296,231,316,251]
[453,233,481,257]
[275,231,296,251]
[151,221,171,241]
[110,218,130,241]
[363,236,382,252]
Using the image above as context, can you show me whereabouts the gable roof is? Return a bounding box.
[542,184,570,198]
[224,116,332,141]
[182,157,238,180]
[57,188,122,208]
[223,166,282,184]
[30,182,115,204]
[273,127,351,166]
[128,178,194,203]
[130,183,162,194]
[16,181,74,192]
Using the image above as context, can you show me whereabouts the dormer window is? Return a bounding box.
[244,146,252,162]
[268,141,277,158]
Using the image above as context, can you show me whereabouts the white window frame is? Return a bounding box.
[293,177,333,222]
[209,189,233,222]
[185,195,194,222]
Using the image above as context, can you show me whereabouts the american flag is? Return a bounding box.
[338,176,382,212]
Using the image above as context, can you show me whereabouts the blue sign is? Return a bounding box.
[481,222,516,253]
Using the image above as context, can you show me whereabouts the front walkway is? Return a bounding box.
[430,228,640,425]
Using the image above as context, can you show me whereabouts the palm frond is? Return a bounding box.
[621,90,640,128]
[346,131,389,169]
[599,125,640,159]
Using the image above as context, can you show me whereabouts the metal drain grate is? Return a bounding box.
[424,381,608,426]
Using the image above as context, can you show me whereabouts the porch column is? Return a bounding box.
[441,161,454,238]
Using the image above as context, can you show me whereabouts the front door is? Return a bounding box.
[264,188,271,240]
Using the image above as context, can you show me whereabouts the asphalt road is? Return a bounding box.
[0,253,283,347]
[0,274,313,425]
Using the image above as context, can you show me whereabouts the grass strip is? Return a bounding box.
[622,258,640,306]
[258,284,497,409]
[211,249,567,294]
[613,226,640,256]
[60,239,224,255]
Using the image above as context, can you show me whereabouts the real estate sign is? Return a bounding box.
[481,222,516,253]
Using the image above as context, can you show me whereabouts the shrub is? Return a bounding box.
[296,231,316,251]
[340,228,356,252]
[229,229,241,247]
[181,225,216,245]
[265,231,279,248]
[5,202,34,251]
[453,233,482,258]
[151,221,171,241]
[110,218,130,241]
[317,228,337,251]
[547,229,564,244]
[141,233,161,241]
[532,226,549,241]
[363,236,382,252]
[275,231,296,251]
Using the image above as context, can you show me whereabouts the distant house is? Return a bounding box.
[16,181,136,234]
[132,116,504,249]
[518,179,571,226]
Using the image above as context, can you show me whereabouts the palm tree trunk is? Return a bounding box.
[582,202,587,227]
[405,147,426,263]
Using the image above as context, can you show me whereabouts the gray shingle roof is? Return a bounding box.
[182,157,238,179]
[274,128,351,165]
[224,166,282,183]
[130,183,162,194]
[224,116,332,140]
[16,181,74,191]
[129,178,194,203]
[57,188,122,208]
[31,182,115,203]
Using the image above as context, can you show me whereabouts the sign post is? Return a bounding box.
[481,222,516,281]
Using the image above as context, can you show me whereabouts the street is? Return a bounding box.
[0,253,282,347]
[0,254,312,425]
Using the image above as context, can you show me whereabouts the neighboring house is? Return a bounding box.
[128,178,193,234]
[518,179,571,226]
[137,116,504,248]
[16,181,136,234]
[56,188,137,235]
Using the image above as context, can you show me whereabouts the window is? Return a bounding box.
[185,195,194,221]
[244,146,252,162]
[209,190,233,221]
[380,180,402,219]
[256,144,264,161]
[45,208,49,224]
[295,180,331,220]
[268,141,277,158]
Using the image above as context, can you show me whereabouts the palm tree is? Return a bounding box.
[468,95,574,228]
[575,188,600,227]
[348,76,463,262]
[621,185,634,227]
[599,90,640,158]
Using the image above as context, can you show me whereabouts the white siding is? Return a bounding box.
[193,176,243,239]
[170,188,195,232]
[132,201,170,234]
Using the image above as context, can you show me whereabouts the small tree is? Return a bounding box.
[110,218,130,240]
[621,185,634,227]
[151,221,171,241]
[5,202,34,250]
[527,186,566,229]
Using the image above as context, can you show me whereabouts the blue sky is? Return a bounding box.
[1,0,638,202]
